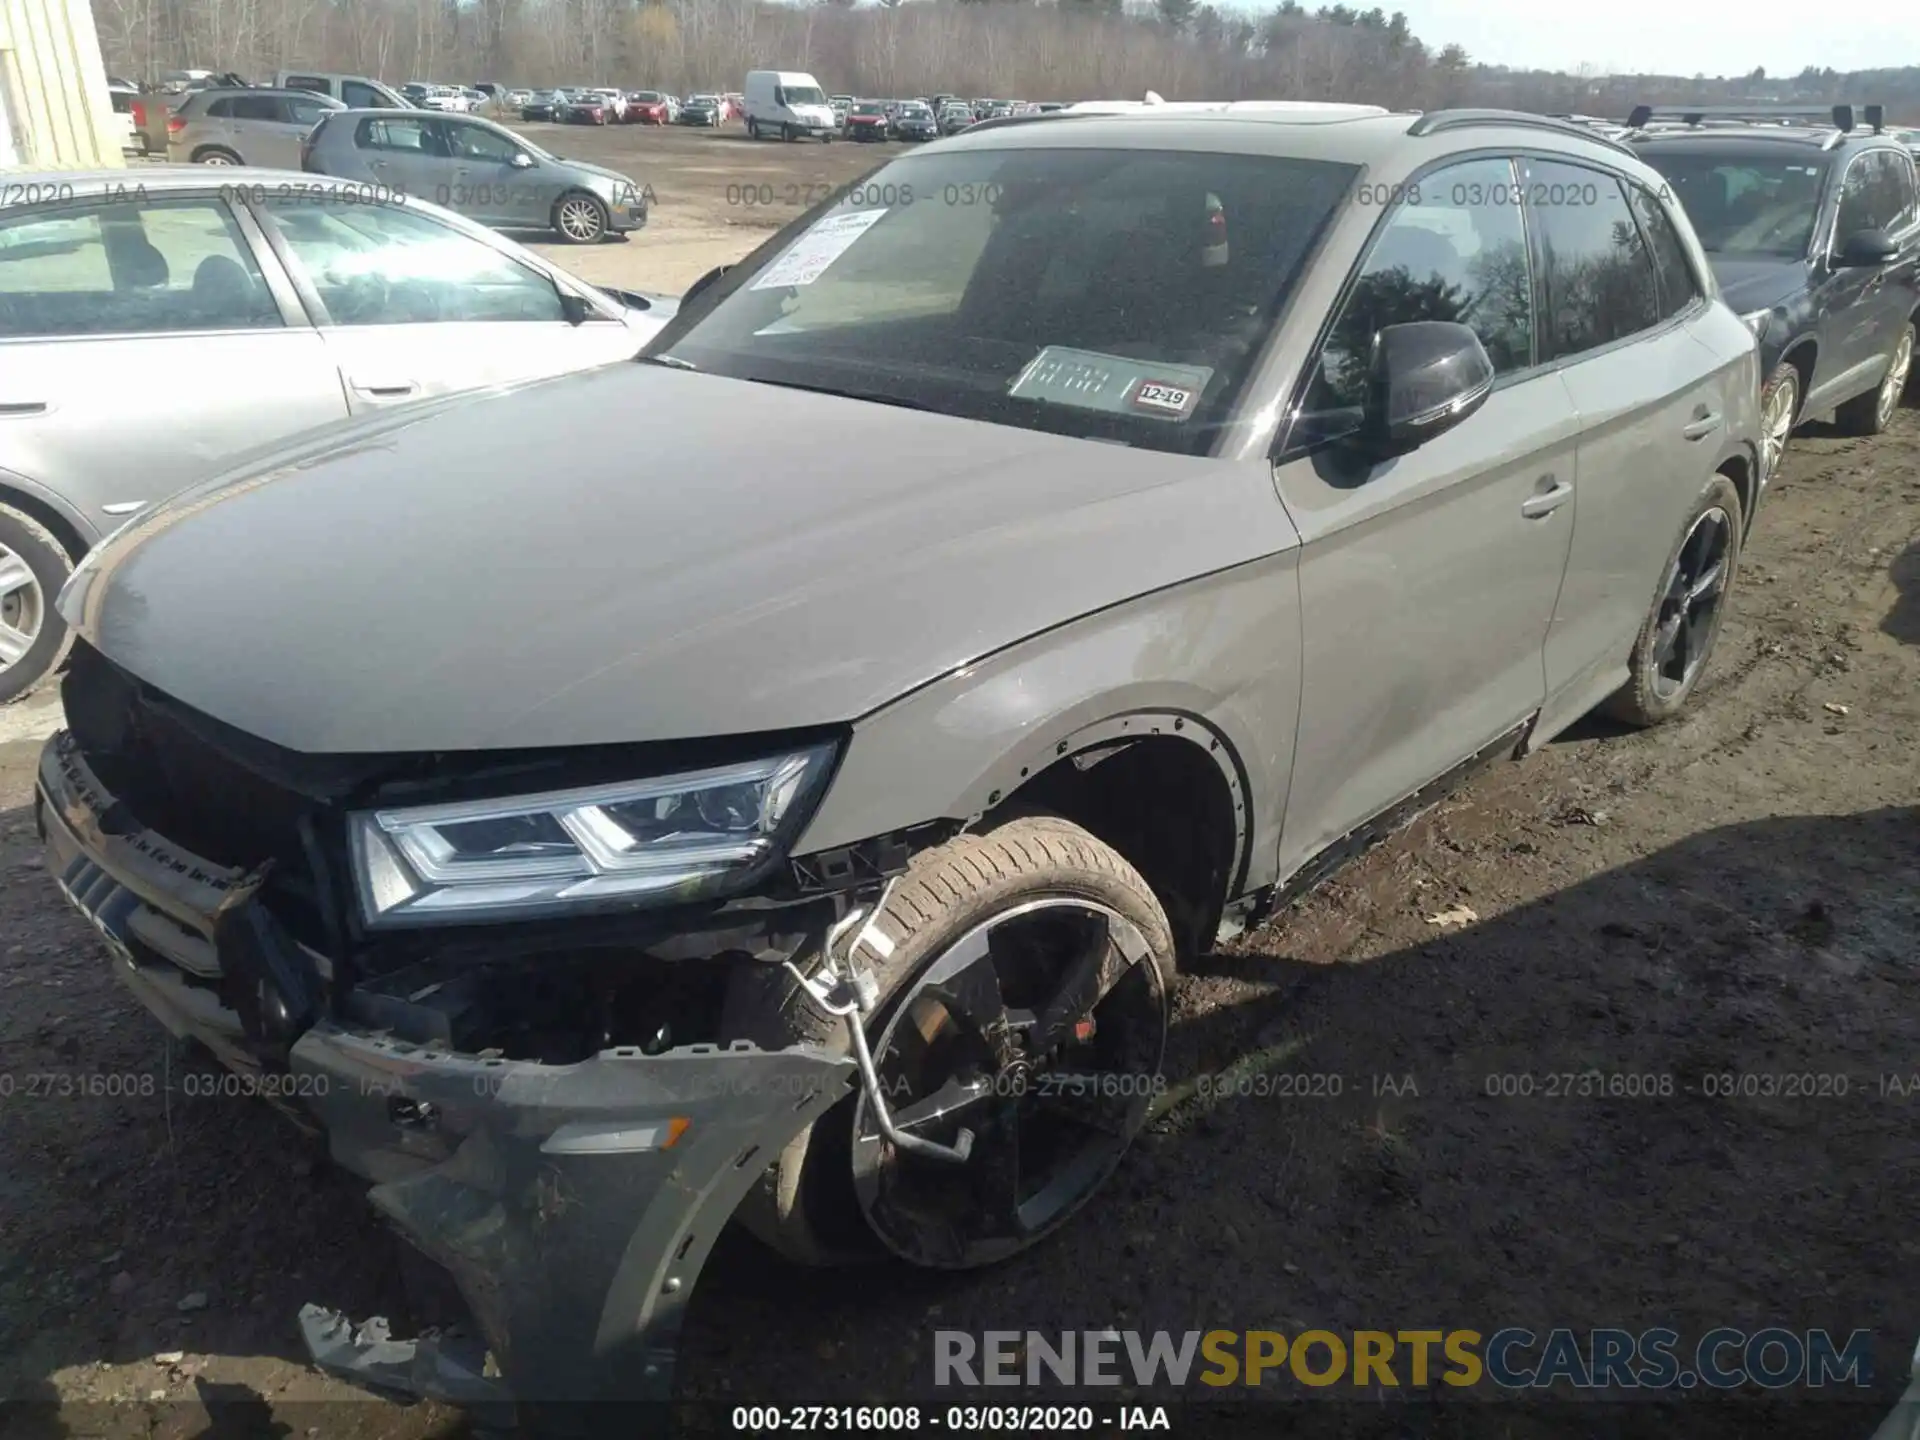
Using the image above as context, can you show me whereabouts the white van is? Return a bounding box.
[742,70,835,142]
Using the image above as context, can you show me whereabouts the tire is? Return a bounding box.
[1602,473,1744,728]
[747,119,761,140]
[0,505,75,706]
[1758,360,1799,483]
[552,191,607,244]
[1835,318,1915,436]
[192,147,241,165]
[721,815,1175,1269]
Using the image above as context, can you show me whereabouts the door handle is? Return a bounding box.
[349,378,418,399]
[1520,477,1573,519]
[1682,410,1721,441]
[0,401,48,416]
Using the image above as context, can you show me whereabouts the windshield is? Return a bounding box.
[854,103,886,116]
[783,84,827,106]
[634,91,662,102]
[1638,150,1830,257]
[901,104,931,118]
[649,147,1355,456]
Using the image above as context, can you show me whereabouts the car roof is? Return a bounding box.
[1629,126,1909,157]
[938,108,1643,171]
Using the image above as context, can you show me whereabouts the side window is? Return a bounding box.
[1627,183,1702,320]
[204,97,233,119]
[341,81,385,110]
[1836,155,1881,237]
[1294,156,1534,450]
[445,123,519,163]
[229,95,283,122]
[260,197,566,325]
[1887,152,1920,231]
[0,199,282,337]
[356,117,442,155]
[1526,160,1660,360]
[1859,151,1916,233]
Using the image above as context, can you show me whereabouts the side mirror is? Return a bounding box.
[1833,227,1898,268]
[1352,321,1494,460]
[559,291,591,326]
[684,263,732,305]
[510,151,534,169]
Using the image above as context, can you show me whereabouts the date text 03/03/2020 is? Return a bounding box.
[730,1406,1172,1432]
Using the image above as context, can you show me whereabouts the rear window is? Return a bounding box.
[1636,147,1830,258]
[652,147,1356,456]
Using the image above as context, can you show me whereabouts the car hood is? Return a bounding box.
[64,364,1297,754]
[1709,255,1808,314]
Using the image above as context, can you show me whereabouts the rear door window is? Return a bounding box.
[356,117,442,154]
[0,198,282,337]
[341,80,388,109]
[1525,160,1661,360]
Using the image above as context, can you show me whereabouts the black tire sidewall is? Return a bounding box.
[0,506,74,705]
[721,817,1175,1265]
[1606,473,1744,727]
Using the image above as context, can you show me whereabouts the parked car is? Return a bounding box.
[743,69,835,141]
[107,87,147,155]
[588,87,629,122]
[679,94,722,127]
[721,92,744,121]
[624,90,670,124]
[937,102,974,136]
[844,99,890,142]
[28,107,1760,1425]
[518,89,567,121]
[273,71,413,109]
[303,109,649,243]
[1628,103,1920,480]
[890,100,938,141]
[0,166,675,703]
[561,90,612,125]
[830,94,854,129]
[165,87,344,167]
[503,88,534,110]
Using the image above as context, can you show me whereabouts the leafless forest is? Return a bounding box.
[93,0,1920,120]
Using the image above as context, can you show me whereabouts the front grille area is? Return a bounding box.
[58,640,379,953]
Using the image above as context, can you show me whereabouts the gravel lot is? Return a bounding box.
[3,121,1919,1438]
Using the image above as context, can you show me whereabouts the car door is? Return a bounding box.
[351,114,451,197]
[438,119,543,228]
[0,193,347,538]
[1522,160,1734,714]
[1815,150,1903,404]
[249,194,641,413]
[1272,155,1579,880]
[229,92,319,170]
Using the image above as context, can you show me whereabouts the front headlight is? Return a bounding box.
[349,744,835,927]
[1740,308,1772,343]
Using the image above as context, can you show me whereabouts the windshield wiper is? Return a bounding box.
[637,354,698,371]
[745,377,940,413]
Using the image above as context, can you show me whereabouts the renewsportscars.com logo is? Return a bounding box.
[934,1328,1877,1391]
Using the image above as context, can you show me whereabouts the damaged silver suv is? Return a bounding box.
[38,105,1760,1425]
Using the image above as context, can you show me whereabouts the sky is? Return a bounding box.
[1373,0,1919,78]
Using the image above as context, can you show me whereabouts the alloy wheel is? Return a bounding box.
[197,151,237,165]
[0,543,44,674]
[850,898,1168,1269]
[1877,327,1914,430]
[1650,506,1733,702]
[556,196,604,243]
[1761,371,1797,482]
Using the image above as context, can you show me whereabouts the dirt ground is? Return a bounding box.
[3,120,1920,1437]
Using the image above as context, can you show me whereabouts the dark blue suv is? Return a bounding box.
[1629,104,1919,479]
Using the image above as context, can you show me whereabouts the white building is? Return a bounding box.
[0,0,125,169]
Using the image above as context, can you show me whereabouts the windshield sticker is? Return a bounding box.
[1006,347,1214,422]
[750,208,888,290]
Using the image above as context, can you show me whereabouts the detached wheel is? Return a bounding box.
[1758,360,1799,483]
[1603,473,1743,727]
[1836,319,1914,436]
[553,191,607,244]
[0,505,74,705]
[723,816,1174,1269]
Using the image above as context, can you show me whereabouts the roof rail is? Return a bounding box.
[1405,108,1635,156]
[1624,102,1884,134]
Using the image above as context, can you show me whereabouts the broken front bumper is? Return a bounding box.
[35,730,856,1426]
